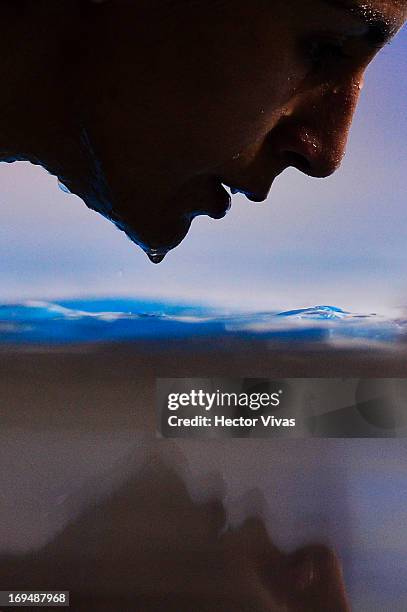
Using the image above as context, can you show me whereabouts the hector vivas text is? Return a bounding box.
[166,389,296,429]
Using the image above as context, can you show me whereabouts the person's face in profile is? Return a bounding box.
[67,1,406,259]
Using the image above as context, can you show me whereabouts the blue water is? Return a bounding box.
[0,299,404,345]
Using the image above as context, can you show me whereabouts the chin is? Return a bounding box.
[115,211,194,263]
[88,177,230,262]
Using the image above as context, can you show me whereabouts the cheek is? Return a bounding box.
[88,5,303,184]
[176,15,310,170]
[167,48,300,174]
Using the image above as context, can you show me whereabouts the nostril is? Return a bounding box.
[283,151,312,175]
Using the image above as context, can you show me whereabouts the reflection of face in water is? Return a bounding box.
[2,0,406,261]
[1,453,350,611]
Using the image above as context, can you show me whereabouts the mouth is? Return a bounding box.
[192,179,232,221]
[110,170,281,264]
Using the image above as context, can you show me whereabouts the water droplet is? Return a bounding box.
[57,179,71,194]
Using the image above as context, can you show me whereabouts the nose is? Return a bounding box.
[272,78,363,178]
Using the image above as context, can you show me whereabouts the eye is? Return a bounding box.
[304,36,349,70]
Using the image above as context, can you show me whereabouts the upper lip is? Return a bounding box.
[227,185,268,202]
[219,157,288,204]
[223,168,285,203]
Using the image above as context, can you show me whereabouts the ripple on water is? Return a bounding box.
[0,300,404,345]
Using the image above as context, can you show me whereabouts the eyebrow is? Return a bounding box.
[321,0,398,45]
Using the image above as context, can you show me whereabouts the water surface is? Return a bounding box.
[0,299,404,346]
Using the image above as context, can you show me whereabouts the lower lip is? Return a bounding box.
[210,182,232,219]
[189,182,231,221]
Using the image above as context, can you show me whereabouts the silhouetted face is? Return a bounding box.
[78,0,406,261]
